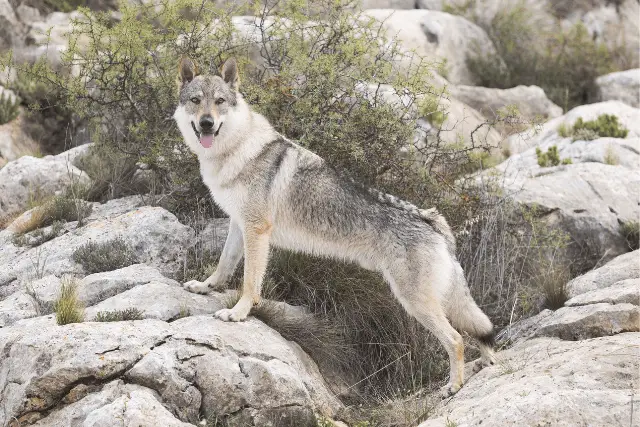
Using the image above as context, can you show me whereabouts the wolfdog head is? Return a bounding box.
[173,57,250,157]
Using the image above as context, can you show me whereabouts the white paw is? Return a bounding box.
[440,381,462,398]
[183,280,211,295]
[214,308,248,322]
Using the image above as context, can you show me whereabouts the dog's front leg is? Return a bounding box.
[184,220,244,294]
[214,217,271,322]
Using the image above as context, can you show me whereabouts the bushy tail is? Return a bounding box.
[446,261,494,343]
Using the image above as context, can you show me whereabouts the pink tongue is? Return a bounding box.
[200,134,213,148]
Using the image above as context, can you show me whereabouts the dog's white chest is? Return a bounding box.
[200,166,245,220]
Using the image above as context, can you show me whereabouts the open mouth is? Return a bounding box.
[191,121,223,149]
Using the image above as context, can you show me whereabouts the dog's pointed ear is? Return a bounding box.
[178,57,197,88]
[221,57,239,90]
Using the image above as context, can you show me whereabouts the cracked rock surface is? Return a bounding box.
[0,316,341,426]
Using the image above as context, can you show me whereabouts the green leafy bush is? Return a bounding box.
[0,91,19,125]
[536,146,571,167]
[73,237,138,274]
[572,114,629,140]
[94,308,145,322]
[557,114,629,141]
[466,5,625,110]
[55,277,84,325]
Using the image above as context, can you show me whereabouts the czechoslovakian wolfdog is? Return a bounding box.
[173,57,496,395]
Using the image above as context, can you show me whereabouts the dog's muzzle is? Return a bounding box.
[191,121,224,139]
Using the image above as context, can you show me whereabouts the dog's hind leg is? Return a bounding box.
[215,217,271,322]
[384,260,465,397]
[445,260,496,372]
[184,220,244,294]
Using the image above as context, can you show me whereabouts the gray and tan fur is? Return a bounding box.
[173,57,496,396]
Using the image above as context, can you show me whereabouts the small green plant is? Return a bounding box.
[94,308,145,322]
[557,122,570,138]
[603,144,619,165]
[620,221,640,251]
[176,304,191,320]
[536,146,571,167]
[444,418,459,427]
[572,114,629,140]
[73,237,138,274]
[0,91,19,125]
[55,277,84,325]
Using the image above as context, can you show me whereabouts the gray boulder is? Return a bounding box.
[449,84,563,120]
[0,146,92,218]
[489,160,639,261]
[0,0,22,50]
[85,281,224,321]
[0,265,183,327]
[499,302,639,344]
[33,380,194,427]
[420,333,640,427]
[364,9,500,85]
[80,264,180,306]
[0,117,40,164]
[567,250,639,298]
[595,69,640,108]
[490,104,640,260]
[566,278,639,307]
[0,316,341,426]
[0,318,173,426]
[0,205,194,287]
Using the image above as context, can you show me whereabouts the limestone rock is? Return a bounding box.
[0,146,92,218]
[449,84,563,120]
[0,206,194,286]
[364,9,501,85]
[85,281,224,321]
[420,333,640,427]
[565,278,639,307]
[595,69,640,108]
[0,315,342,426]
[33,380,194,427]
[567,250,639,297]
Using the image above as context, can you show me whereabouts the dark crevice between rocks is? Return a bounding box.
[95,345,120,355]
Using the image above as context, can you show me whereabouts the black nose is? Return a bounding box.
[199,115,214,131]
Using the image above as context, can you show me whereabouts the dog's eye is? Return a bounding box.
[215,98,225,105]
[190,97,200,104]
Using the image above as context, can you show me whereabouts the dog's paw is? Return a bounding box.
[440,381,462,398]
[183,280,211,295]
[214,308,248,322]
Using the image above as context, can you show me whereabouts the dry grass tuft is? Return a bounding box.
[55,277,84,325]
